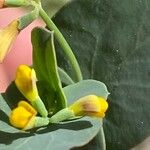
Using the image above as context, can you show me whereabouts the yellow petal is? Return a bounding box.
[15,65,39,101]
[18,101,37,115]
[69,95,108,118]
[0,20,19,63]
[9,101,37,129]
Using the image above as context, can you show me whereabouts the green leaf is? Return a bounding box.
[0,94,19,133]
[52,0,150,149]
[63,79,109,150]
[0,117,102,150]
[63,79,109,104]
[0,94,11,115]
[32,27,67,114]
[0,79,109,149]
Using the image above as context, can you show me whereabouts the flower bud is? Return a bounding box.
[15,65,39,101]
[49,95,108,124]
[15,65,48,117]
[69,95,108,118]
[9,101,37,130]
[9,101,49,130]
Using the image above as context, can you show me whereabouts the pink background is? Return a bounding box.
[0,8,44,92]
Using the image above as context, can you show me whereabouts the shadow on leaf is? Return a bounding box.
[0,109,9,123]
[3,82,26,109]
[0,130,34,144]
[0,117,93,145]
[36,120,93,134]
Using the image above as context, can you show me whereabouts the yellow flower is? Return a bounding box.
[15,65,39,102]
[49,95,108,123]
[9,101,49,130]
[69,95,108,118]
[15,65,48,117]
[9,101,37,130]
[0,20,19,63]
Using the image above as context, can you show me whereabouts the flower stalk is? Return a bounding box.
[39,6,83,82]
[49,108,74,123]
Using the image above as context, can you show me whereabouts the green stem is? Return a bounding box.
[39,6,83,82]
[98,127,106,150]
[31,96,48,117]
[49,108,75,123]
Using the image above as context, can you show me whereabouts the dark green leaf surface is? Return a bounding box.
[52,0,150,149]
[42,0,72,18]
[0,80,109,149]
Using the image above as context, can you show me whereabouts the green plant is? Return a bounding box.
[0,0,109,149]
[1,0,149,150]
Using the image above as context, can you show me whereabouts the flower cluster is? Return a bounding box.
[9,65,108,130]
